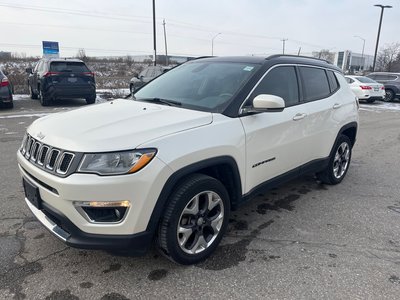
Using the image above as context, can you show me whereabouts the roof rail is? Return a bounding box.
[266,54,332,64]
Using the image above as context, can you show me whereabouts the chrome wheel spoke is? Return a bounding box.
[182,195,200,215]
[191,235,208,254]
[210,213,224,233]
[333,142,350,179]
[207,192,221,211]
[177,226,194,247]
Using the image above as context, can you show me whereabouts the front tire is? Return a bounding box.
[317,135,352,185]
[384,89,395,102]
[29,85,38,99]
[157,174,230,265]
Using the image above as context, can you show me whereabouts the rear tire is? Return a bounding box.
[39,88,50,106]
[157,174,230,265]
[384,89,394,102]
[5,102,13,109]
[317,135,352,185]
[86,96,96,104]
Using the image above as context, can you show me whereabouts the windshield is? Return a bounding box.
[355,76,377,84]
[134,61,260,112]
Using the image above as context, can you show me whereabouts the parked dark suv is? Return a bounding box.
[0,69,13,109]
[26,58,96,106]
[366,72,400,102]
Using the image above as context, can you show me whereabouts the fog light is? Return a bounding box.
[74,201,130,223]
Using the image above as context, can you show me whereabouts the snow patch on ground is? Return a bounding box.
[359,101,400,112]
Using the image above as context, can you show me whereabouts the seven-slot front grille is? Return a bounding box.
[20,134,76,176]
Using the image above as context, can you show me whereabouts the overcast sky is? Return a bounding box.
[0,0,399,58]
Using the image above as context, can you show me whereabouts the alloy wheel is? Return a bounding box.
[333,142,350,179]
[177,191,224,255]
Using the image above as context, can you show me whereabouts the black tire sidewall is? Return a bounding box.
[327,135,352,184]
[384,90,394,102]
[161,175,230,265]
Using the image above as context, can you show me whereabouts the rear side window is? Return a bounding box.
[50,62,89,73]
[345,77,354,84]
[252,66,299,107]
[327,71,339,92]
[299,67,330,101]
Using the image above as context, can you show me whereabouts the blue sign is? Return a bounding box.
[42,41,59,57]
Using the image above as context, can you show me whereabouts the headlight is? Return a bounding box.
[77,149,157,175]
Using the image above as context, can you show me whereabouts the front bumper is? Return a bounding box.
[17,150,172,250]
[25,197,153,253]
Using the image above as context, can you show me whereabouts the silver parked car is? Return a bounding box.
[129,65,172,94]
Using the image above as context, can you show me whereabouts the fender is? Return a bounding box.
[145,156,242,237]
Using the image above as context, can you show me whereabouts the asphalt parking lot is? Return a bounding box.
[1,96,400,299]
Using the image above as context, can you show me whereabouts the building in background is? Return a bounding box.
[334,50,374,74]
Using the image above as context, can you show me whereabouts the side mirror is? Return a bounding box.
[25,67,33,74]
[139,75,144,81]
[251,94,285,112]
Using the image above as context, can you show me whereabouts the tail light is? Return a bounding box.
[0,77,9,87]
[360,85,372,90]
[381,86,385,90]
[43,72,60,77]
[82,72,94,77]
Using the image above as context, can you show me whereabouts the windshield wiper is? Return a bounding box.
[136,97,182,107]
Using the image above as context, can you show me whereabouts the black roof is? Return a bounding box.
[193,55,341,72]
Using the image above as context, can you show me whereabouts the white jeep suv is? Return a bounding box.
[17,55,359,264]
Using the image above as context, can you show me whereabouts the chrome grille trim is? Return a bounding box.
[37,145,49,166]
[46,149,60,170]
[20,134,76,176]
[56,152,75,175]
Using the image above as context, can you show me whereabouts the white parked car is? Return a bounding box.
[18,55,359,264]
[345,75,385,103]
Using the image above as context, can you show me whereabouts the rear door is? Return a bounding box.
[298,67,347,162]
[48,61,94,87]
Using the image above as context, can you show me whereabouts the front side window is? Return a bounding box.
[299,67,330,101]
[251,66,299,107]
[134,61,260,112]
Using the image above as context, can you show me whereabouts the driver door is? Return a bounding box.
[240,65,309,193]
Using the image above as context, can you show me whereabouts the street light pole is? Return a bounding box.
[152,0,157,66]
[281,38,288,54]
[162,19,168,66]
[372,4,392,72]
[211,33,221,56]
[354,35,365,70]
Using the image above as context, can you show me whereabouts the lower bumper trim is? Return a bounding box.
[26,198,154,254]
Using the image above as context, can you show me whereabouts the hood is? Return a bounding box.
[28,99,213,152]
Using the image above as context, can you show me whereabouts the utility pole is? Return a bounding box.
[372,4,392,71]
[162,19,168,65]
[297,47,301,56]
[281,38,288,54]
[152,0,156,66]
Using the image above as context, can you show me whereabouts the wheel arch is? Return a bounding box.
[330,122,358,159]
[146,156,242,237]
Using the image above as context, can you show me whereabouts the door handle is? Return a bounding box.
[333,103,342,109]
[292,113,307,121]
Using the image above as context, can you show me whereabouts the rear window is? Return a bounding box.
[355,76,377,83]
[327,71,339,92]
[50,62,90,72]
[299,67,330,101]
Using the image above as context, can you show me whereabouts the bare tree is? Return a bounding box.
[76,48,88,61]
[376,43,400,72]
[312,49,335,63]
